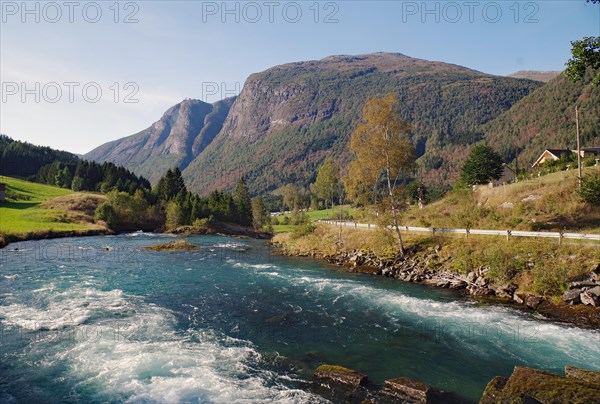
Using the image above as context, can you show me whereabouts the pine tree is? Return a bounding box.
[460,144,504,186]
[251,196,271,231]
[155,168,187,202]
[233,177,253,226]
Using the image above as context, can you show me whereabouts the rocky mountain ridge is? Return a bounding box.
[85,97,235,183]
[86,52,547,194]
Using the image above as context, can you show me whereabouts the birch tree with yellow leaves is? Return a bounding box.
[344,94,415,255]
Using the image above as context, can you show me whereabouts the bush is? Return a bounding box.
[452,244,478,275]
[531,262,568,296]
[291,210,309,225]
[483,244,525,285]
[281,216,291,225]
[578,173,600,206]
[334,209,353,220]
[271,216,280,225]
[192,217,211,231]
[95,202,116,229]
[292,222,316,238]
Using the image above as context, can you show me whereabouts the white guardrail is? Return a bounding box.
[318,220,600,242]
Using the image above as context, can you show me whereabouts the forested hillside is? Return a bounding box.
[484,68,600,168]
[0,135,259,236]
[0,135,79,178]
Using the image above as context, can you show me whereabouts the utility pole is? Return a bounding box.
[576,105,582,188]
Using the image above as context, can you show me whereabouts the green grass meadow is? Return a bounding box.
[0,176,100,235]
[272,205,356,233]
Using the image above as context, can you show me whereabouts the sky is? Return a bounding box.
[1,0,599,154]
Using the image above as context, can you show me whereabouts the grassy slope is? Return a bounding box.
[0,177,106,236]
[272,205,356,233]
[404,166,600,233]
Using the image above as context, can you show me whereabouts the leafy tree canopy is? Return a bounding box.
[460,144,505,186]
[344,94,416,254]
[565,36,600,85]
[310,157,340,212]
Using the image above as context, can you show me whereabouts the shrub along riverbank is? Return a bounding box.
[273,224,600,328]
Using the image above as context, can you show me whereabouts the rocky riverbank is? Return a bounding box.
[311,363,600,403]
[272,241,600,329]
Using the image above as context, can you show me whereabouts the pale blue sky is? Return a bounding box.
[1,0,598,154]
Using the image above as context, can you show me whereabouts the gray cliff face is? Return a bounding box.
[85,98,235,184]
[217,79,307,143]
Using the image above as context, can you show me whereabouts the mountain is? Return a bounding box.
[84,98,235,184]
[507,71,561,83]
[86,53,543,194]
[484,68,600,168]
[182,53,541,193]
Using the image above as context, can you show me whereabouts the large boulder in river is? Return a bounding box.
[479,366,600,403]
[145,239,200,251]
[314,364,368,387]
[313,365,368,403]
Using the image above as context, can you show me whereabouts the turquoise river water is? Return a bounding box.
[0,233,598,403]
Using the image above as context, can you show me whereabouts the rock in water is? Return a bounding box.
[314,365,367,387]
[480,376,509,404]
[480,366,600,403]
[313,364,368,403]
[379,377,445,403]
[562,288,582,304]
[145,239,200,251]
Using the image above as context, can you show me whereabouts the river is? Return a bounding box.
[0,234,598,403]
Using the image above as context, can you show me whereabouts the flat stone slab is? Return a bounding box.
[379,377,434,402]
[314,364,368,388]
